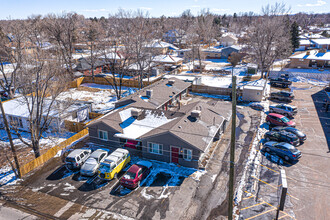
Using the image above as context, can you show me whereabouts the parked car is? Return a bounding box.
[266,113,295,127]
[65,149,92,170]
[270,77,292,88]
[269,104,297,118]
[270,91,294,102]
[249,102,265,111]
[80,149,108,176]
[120,161,153,189]
[272,127,307,143]
[263,141,302,162]
[264,130,300,146]
[98,148,131,180]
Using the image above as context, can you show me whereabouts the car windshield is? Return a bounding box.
[65,157,75,163]
[99,163,110,172]
[296,131,304,136]
[123,172,136,180]
[281,117,290,123]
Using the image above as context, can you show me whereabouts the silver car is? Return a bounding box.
[65,149,92,170]
[80,149,108,176]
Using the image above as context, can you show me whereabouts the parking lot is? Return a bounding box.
[239,82,330,220]
[0,104,261,219]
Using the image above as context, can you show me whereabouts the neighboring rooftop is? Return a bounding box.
[290,50,330,61]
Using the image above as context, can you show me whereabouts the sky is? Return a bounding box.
[0,0,329,19]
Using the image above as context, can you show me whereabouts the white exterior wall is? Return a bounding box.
[242,87,264,102]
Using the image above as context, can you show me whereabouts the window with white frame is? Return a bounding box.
[183,149,192,161]
[98,130,108,140]
[148,142,163,155]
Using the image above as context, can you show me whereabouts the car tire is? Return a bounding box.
[284,156,290,161]
[265,147,271,152]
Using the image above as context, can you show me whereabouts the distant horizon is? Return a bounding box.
[0,0,329,20]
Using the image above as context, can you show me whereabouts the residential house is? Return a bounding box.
[289,50,330,68]
[115,78,191,111]
[202,47,222,59]
[221,45,242,59]
[220,34,238,47]
[163,29,185,44]
[0,97,91,132]
[311,39,330,50]
[75,57,106,76]
[87,100,231,168]
[144,40,178,55]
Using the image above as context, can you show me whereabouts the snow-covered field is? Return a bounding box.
[57,84,138,114]
[0,165,19,187]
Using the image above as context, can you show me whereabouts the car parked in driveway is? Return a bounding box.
[266,113,296,127]
[249,102,265,111]
[264,130,300,146]
[80,149,108,176]
[271,127,307,143]
[263,141,302,162]
[65,149,92,170]
[270,91,294,102]
[269,103,297,118]
[120,161,153,189]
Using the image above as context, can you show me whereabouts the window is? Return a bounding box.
[183,149,192,161]
[148,142,163,155]
[98,130,108,140]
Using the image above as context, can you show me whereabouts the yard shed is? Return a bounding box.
[242,85,264,102]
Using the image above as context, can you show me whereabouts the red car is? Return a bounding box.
[266,113,295,127]
[120,161,152,189]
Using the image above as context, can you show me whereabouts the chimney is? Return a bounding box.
[191,110,201,118]
[131,108,142,118]
[306,51,310,55]
[168,79,175,85]
[146,89,153,97]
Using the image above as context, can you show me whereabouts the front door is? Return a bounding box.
[171,147,179,163]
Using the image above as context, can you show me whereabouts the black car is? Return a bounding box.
[264,130,300,146]
[272,127,307,143]
[270,91,294,102]
[270,77,292,88]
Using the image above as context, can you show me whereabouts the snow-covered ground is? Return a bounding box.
[289,76,329,87]
[57,84,138,114]
[0,166,19,187]
[284,68,330,74]
[0,129,75,148]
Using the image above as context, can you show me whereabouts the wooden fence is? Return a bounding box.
[19,128,89,176]
[64,112,104,132]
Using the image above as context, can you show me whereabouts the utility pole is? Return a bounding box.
[0,100,21,178]
[228,75,237,220]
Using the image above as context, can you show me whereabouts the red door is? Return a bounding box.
[171,147,179,163]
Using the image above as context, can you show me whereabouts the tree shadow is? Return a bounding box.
[46,165,77,181]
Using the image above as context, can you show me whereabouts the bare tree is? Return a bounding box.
[0,20,26,99]
[228,52,242,77]
[11,16,72,158]
[247,3,292,78]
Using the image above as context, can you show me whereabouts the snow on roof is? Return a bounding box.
[299,39,312,45]
[243,85,264,90]
[163,74,198,82]
[98,52,123,60]
[1,96,88,118]
[114,108,176,140]
[152,55,183,63]
[144,40,177,49]
[290,50,330,61]
[311,38,330,45]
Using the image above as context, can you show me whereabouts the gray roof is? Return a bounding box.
[88,100,232,152]
[115,77,191,109]
[75,58,106,71]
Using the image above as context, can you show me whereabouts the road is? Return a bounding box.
[0,202,38,220]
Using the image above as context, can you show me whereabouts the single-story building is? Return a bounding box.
[115,78,191,111]
[87,100,232,168]
[289,50,330,68]
[242,86,264,102]
[75,58,106,76]
[221,45,242,59]
[0,97,91,132]
[311,39,330,50]
[202,48,222,59]
[220,34,238,47]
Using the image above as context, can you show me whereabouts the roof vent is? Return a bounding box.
[131,108,142,118]
[146,89,153,97]
[168,79,175,85]
[191,110,201,118]
[306,51,310,55]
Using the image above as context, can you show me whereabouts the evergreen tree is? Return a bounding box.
[291,21,299,51]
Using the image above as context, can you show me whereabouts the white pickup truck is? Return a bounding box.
[269,104,297,118]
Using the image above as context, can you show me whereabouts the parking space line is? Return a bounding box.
[242,195,255,200]
[251,176,299,201]
[278,213,289,219]
[241,201,266,211]
[251,176,278,190]
[245,207,276,220]
[243,191,296,220]
[260,164,279,174]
